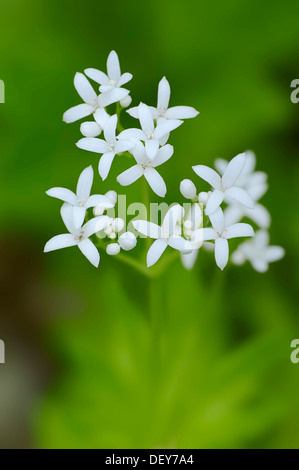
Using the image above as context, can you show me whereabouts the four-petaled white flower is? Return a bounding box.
[192,208,254,270]
[117,141,173,197]
[44,204,110,267]
[46,166,114,227]
[76,115,135,180]
[85,50,132,94]
[193,153,255,216]
[63,72,129,124]
[133,205,193,267]
[128,76,199,123]
[119,102,182,160]
[231,230,285,273]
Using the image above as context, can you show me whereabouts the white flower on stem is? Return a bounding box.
[117,141,173,197]
[180,203,203,270]
[85,50,132,94]
[44,204,109,267]
[192,208,254,270]
[63,73,128,124]
[231,230,285,273]
[76,115,135,180]
[46,166,114,227]
[119,103,182,160]
[133,204,192,267]
[193,152,255,216]
[80,109,110,137]
[128,77,199,122]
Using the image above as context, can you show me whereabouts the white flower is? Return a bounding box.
[117,141,173,197]
[133,204,192,267]
[76,115,135,180]
[46,166,114,227]
[193,152,255,216]
[63,73,128,124]
[80,109,110,137]
[85,50,132,94]
[192,208,254,270]
[180,203,203,270]
[44,204,109,267]
[118,102,182,160]
[128,76,199,122]
[231,230,285,273]
[180,179,197,199]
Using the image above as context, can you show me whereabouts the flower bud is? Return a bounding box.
[111,218,125,233]
[106,243,120,256]
[120,95,132,108]
[80,121,102,137]
[198,191,209,204]
[118,232,137,251]
[105,190,117,205]
[180,179,197,199]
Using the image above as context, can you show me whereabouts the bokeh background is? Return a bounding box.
[0,0,298,449]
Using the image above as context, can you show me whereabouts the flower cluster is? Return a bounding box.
[45,51,284,273]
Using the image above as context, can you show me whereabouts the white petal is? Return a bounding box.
[209,207,225,234]
[223,223,254,240]
[159,132,169,146]
[225,186,254,209]
[84,68,109,85]
[94,108,110,128]
[145,139,159,160]
[144,167,166,197]
[83,216,110,237]
[157,77,171,111]
[162,204,184,235]
[74,73,97,105]
[115,139,135,153]
[78,239,100,267]
[205,189,224,215]
[254,230,269,249]
[80,122,102,137]
[241,151,256,177]
[118,128,145,141]
[147,239,168,267]
[107,50,121,81]
[138,103,154,133]
[76,137,109,154]
[133,220,161,239]
[86,195,114,209]
[215,237,229,270]
[63,104,94,123]
[222,152,246,189]
[98,88,129,107]
[131,141,148,164]
[192,165,221,189]
[223,205,244,225]
[44,234,77,252]
[103,114,117,144]
[181,250,198,270]
[126,106,139,118]
[264,246,285,263]
[61,203,76,233]
[153,119,183,139]
[164,106,199,119]
[117,165,143,186]
[73,206,86,228]
[118,72,133,87]
[76,165,93,200]
[98,152,116,180]
[214,158,228,175]
[152,144,174,167]
[246,203,271,229]
[46,187,77,205]
[251,258,268,273]
[99,84,114,93]
[168,235,192,252]
[194,227,217,242]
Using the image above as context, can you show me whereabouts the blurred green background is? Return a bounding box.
[0,0,299,449]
